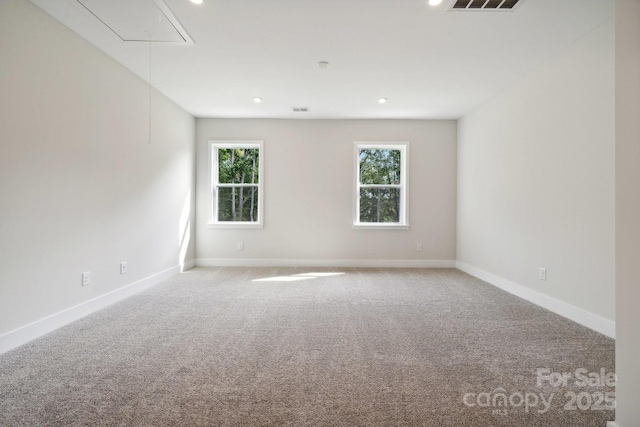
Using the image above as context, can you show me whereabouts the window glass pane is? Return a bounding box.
[359,188,400,223]
[218,187,259,222]
[359,149,401,185]
[218,148,260,184]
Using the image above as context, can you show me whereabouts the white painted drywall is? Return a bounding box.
[196,119,457,264]
[0,0,196,336]
[614,0,640,424]
[457,18,615,321]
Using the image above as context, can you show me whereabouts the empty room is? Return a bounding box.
[1,0,639,426]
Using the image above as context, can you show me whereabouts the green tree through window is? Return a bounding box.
[210,141,263,227]
[355,143,408,227]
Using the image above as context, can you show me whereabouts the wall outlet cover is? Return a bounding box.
[539,268,547,281]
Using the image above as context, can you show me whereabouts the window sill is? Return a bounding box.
[207,222,263,229]
[353,223,410,230]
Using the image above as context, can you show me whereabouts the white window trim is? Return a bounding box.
[208,140,264,229]
[353,141,410,230]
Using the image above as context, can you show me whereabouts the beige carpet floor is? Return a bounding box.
[0,267,615,426]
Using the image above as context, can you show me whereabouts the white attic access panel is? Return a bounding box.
[75,0,194,43]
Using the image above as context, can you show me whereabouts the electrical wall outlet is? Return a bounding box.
[417,243,423,252]
[539,268,547,281]
[82,271,91,287]
[238,242,244,251]
[120,262,127,275]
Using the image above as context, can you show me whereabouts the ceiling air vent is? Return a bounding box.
[450,0,522,11]
[292,107,310,113]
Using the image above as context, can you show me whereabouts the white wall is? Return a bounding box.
[456,19,615,324]
[0,0,196,339]
[614,0,640,425]
[196,119,457,266]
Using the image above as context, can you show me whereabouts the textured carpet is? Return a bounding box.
[0,268,614,426]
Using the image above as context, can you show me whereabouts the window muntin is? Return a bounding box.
[209,141,263,228]
[355,142,409,228]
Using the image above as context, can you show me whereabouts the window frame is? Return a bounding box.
[208,140,264,229]
[353,141,410,230]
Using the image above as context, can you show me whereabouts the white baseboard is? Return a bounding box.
[0,261,194,355]
[196,258,457,269]
[456,262,615,339]
[607,422,619,427]
[181,259,196,271]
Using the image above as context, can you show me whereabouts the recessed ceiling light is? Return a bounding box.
[378,97,388,104]
[253,97,263,103]
[191,0,203,4]
[317,61,330,69]
[428,0,443,5]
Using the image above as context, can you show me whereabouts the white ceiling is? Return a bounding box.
[30,0,614,119]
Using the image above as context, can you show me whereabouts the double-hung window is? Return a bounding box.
[354,142,409,229]
[209,141,263,228]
